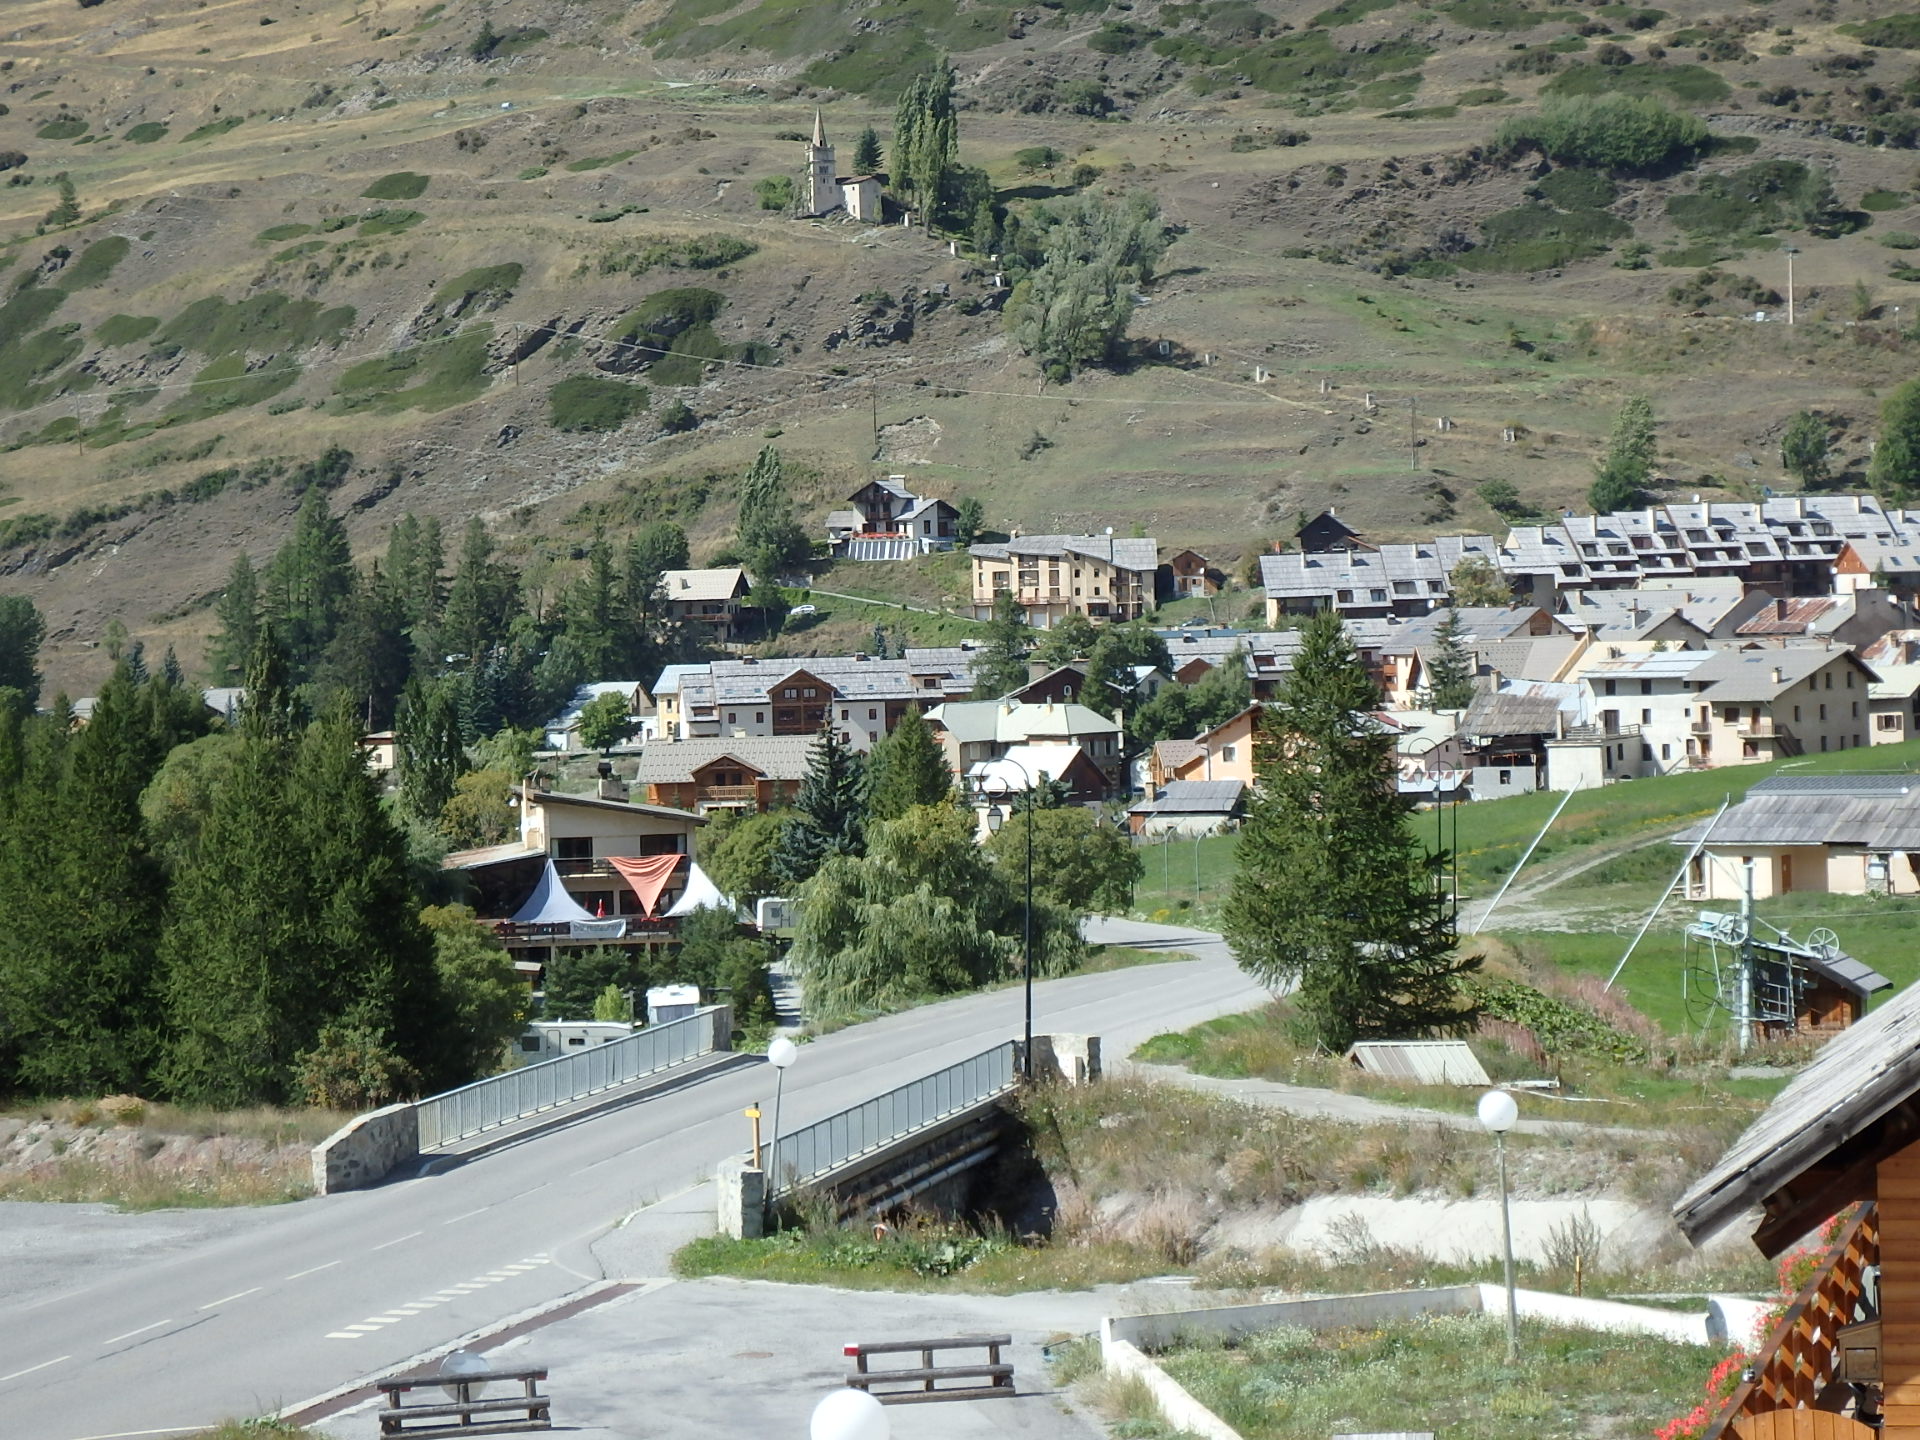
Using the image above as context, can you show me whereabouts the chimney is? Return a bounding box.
[1776,598,1789,621]
[1771,666,1783,685]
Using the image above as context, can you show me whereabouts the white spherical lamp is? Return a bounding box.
[810,1388,890,1440]
[768,1036,799,1070]
[1477,1088,1518,1134]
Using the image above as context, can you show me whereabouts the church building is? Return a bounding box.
[805,111,882,222]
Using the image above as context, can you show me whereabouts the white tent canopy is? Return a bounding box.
[510,859,598,925]
[663,862,749,921]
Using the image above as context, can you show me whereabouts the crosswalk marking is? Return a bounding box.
[324,1256,554,1340]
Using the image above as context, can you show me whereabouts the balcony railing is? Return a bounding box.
[553,857,619,878]
[698,784,760,805]
[491,919,678,943]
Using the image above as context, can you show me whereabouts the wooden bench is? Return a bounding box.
[844,1335,1016,1405]
[376,1366,552,1438]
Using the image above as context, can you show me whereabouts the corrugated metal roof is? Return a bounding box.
[1461,691,1564,736]
[1345,1040,1492,1087]
[1131,779,1246,814]
[631,735,818,784]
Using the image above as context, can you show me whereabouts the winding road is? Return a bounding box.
[0,918,1262,1440]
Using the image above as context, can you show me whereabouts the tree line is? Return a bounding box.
[0,631,526,1109]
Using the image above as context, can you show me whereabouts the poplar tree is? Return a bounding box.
[736,444,808,581]
[892,61,959,224]
[398,681,468,827]
[1588,395,1656,514]
[1426,611,1477,711]
[205,555,259,687]
[1869,379,1920,505]
[771,727,867,887]
[1221,611,1477,1050]
[865,706,952,821]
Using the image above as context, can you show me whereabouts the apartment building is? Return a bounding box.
[969,534,1158,628]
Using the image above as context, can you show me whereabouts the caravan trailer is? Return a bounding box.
[516,1020,633,1062]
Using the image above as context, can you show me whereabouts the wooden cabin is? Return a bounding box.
[1674,984,1920,1438]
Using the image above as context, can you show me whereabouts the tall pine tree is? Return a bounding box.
[1221,611,1477,1050]
[865,707,952,821]
[771,727,868,888]
[262,488,354,681]
[1425,611,1477,711]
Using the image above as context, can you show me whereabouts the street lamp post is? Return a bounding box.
[980,761,1037,1079]
[764,1036,798,1220]
[1478,1088,1521,1365]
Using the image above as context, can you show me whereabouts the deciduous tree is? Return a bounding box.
[1781,410,1832,489]
[1869,379,1920,504]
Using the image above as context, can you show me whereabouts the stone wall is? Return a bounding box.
[311,1103,419,1195]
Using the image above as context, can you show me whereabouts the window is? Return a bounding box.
[1825,673,1834,690]
[1880,713,1905,732]
[519,1036,541,1053]
[1821,735,1830,752]
[782,688,797,699]
[556,837,592,861]
[727,711,736,724]
[568,1037,586,1048]
[1661,743,1671,759]
[1848,672,1855,688]
[1642,709,1652,724]
[1222,745,1237,762]
[1499,769,1512,784]
[868,708,878,720]
[803,687,818,698]
[1724,708,1739,723]
[840,709,849,721]
[1604,679,1617,696]
[1819,704,1827,721]
[1853,702,1860,718]
[756,712,765,723]
[1794,705,1801,722]
[1641,679,1654,696]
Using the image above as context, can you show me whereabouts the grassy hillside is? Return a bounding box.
[3,0,1920,692]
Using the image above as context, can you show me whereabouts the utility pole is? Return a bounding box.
[1408,396,1418,471]
[1784,245,1797,326]
[1737,859,1756,1055]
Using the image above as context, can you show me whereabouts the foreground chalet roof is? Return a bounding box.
[1674,972,1920,1254]
[1672,773,1920,850]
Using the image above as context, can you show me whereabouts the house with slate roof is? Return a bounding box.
[653,648,978,749]
[1689,646,1881,766]
[969,534,1158,628]
[631,735,818,814]
[1676,773,1920,901]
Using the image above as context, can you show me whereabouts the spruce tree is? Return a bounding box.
[159,644,314,1105]
[1221,611,1477,1051]
[970,591,1033,698]
[771,727,867,887]
[0,663,168,1093]
[0,595,46,707]
[865,706,952,821]
[1426,611,1477,711]
[441,519,518,663]
[853,126,884,175]
[289,702,443,1088]
[206,554,260,688]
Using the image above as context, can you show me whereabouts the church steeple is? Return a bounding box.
[806,109,838,216]
[812,108,827,148]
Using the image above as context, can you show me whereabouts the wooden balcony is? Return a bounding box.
[697,784,760,806]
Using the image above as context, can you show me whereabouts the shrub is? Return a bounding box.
[656,398,697,433]
[123,122,167,143]
[1880,231,1920,249]
[753,174,795,211]
[1014,145,1062,173]
[1493,93,1707,173]
[1863,188,1909,212]
[361,170,429,200]
[547,375,649,432]
[293,1024,420,1110]
[0,151,25,172]
[37,114,89,141]
[181,115,244,143]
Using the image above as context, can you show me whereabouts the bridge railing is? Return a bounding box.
[767,1041,1018,1198]
[416,1005,730,1150]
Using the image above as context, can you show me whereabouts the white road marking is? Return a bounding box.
[442,1206,490,1225]
[196,1287,262,1311]
[100,1319,172,1346]
[0,1355,71,1384]
[322,1252,561,1341]
[370,1230,424,1252]
[325,1331,365,1340]
[285,1260,342,1281]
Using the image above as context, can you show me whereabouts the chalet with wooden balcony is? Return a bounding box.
[969,533,1158,629]
[826,476,960,560]
[655,649,979,750]
[1672,983,1920,1440]
[631,736,814,814]
[441,777,705,981]
[1689,647,1881,766]
[659,567,752,642]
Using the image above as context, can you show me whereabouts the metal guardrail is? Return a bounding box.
[766,1042,1018,1198]
[416,1005,729,1150]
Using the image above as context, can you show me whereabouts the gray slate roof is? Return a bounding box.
[1129,779,1246,815]
[1460,691,1565,736]
[970,534,1160,571]
[1671,773,1920,850]
[631,736,817,784]
[1689,646,1867,702]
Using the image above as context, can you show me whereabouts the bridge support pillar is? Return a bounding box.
[718,1161,767,1239]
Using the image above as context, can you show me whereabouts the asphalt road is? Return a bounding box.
[0,918,1264,1440]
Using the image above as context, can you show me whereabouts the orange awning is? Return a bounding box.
[607,854,685,917]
